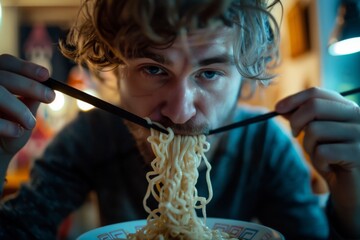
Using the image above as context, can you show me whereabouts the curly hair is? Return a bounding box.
[60,0,282,81]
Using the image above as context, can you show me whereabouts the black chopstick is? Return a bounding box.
[207,111,279,135]
[42,78,168,134]
[208,87,360,135]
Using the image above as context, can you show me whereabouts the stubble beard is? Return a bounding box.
[123,105,236,166]
[123,117,211,164]
[123,120,155,164]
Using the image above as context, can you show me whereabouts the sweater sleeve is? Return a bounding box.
[0,109,111,239]
[253,117,329,239]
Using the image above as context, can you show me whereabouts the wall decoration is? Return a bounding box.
[287,0,311,58]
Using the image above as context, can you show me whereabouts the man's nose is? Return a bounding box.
[160,81,196,124]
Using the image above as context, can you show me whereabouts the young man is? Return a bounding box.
[0,0,359,239]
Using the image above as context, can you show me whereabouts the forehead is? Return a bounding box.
[175,26,233,44]
[172,27,234,50]
[146,27,235,61]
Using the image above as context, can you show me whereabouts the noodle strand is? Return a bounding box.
[128,124,235,240]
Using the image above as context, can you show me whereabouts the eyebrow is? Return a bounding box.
[198,54,235,66]
[139,51,171,65]
[139,51,235,67]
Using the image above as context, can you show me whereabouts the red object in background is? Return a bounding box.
[14,116,54,170]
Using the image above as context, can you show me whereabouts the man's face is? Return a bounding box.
[118,27,242,159]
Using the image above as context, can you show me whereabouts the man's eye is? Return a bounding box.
[198,70,223,80]
[203,71,216,79]
[143,66,166,75]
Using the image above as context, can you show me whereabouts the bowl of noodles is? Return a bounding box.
[77,217,284,240]
[78,126,285,240]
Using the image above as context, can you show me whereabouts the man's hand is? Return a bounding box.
[275,87,360,237]
[0,54,55,159]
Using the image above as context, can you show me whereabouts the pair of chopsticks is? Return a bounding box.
[42,78,168,134]
[42,78,360,135]
[207,87,360,135]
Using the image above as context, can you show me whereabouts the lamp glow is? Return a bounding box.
[329,37,360,56]
[328,1,360,56]
[76,89,96,111]
[48,91,65,111]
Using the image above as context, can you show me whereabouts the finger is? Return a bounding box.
[275,87,351,114]
[288,98,360,136]
[0,119,25,138]
[0,54,49,81]
[24,99,42,117]
[0,86,36,129]
[0,129,32,155]
[303,121,360,157]
[0,70,55,103]
[312,143,360,173]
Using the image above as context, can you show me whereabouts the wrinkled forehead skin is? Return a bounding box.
[152,26,235,67]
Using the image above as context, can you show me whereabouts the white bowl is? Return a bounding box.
[77,217,284,240]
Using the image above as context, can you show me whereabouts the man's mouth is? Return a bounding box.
[156,118,210,136]
[163,124,209,136]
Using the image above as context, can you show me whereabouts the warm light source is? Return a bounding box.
[328,1,360,56]
[76,89,96,111]
[49,91,65,111]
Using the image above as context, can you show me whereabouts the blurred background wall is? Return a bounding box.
[317,0,360,102]
[0,0,359,239]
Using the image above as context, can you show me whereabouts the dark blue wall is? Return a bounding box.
[317,0,360,103]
